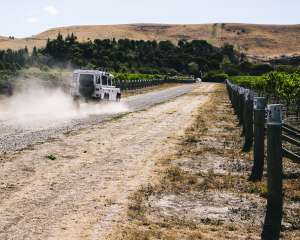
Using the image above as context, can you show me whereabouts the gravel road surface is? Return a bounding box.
[0,84,195,153]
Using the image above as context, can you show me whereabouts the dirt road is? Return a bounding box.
[0,84,195,153]
[0,83,215,240]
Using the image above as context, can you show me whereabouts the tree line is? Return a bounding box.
[38,33,240,76]
[0,48,29,72]
[1,33,299,86]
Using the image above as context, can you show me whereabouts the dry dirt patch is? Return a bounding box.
[148,191,264,226]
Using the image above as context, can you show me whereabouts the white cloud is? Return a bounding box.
[27,17,40,23]
[44,6,59,16]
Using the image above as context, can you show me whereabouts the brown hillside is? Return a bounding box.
[1,23,300,58]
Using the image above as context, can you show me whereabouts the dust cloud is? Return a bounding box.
[0,83,128,128]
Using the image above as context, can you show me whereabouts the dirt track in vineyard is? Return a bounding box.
[0,83,215,240]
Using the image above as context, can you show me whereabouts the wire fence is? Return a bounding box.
[113,78,196,91]
[226,80,299,240]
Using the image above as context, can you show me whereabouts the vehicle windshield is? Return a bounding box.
[79,74,94,86]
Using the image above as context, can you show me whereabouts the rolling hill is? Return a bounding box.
[1,23,300,59]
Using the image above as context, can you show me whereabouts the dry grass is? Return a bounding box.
[2,23,300,57]
[108,84,300,240]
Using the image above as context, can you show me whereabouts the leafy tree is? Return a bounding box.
[39,34,240,76]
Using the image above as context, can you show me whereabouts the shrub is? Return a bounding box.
[204,71,228,82]
[114,72,165,81]
[222,63,241,76]
[238,61,274,75]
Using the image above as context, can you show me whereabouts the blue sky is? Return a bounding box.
[1,0,300,37]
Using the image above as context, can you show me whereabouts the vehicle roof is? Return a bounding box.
[73,69,113,77]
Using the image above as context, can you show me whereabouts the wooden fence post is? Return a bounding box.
[242,91,254,151]
[237,87,242,122]
[249,97,267,181]
[227,81,231,102]
[262,104,283,240]
[236,87,245,125]
[233,86,238,114]
[229,83,233,104]
[237,88,243,124]
[241,89,249,136]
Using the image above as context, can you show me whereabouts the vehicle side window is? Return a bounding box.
[96,75,101,84]
[102,75,108,85]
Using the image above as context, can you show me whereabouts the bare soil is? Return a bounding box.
[0,83,215,239]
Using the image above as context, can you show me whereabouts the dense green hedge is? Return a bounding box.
[113,73,165,81]
[203,71,229,82]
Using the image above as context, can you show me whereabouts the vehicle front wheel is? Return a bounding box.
[104,93,109,101]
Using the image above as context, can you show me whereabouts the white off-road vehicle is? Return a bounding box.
[71,69,121,102]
